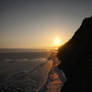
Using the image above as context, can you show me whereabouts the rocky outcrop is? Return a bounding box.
[57,16,92,92]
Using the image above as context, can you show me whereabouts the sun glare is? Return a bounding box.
[54,37,60,47]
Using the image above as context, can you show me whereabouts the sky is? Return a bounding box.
[0,0,92,49]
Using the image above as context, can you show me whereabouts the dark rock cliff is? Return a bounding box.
[57,16,92,92]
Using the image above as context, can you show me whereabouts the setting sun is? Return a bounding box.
[54,38,61,46]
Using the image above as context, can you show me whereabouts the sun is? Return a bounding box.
[54,37,60,46]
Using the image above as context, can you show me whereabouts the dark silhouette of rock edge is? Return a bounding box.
[57,16,92,92]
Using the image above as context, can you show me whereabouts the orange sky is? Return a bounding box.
[0,0,92,49]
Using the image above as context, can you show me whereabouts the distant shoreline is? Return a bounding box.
[0,48,49,53]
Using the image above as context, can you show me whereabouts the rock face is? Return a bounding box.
[57,16,92,92]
